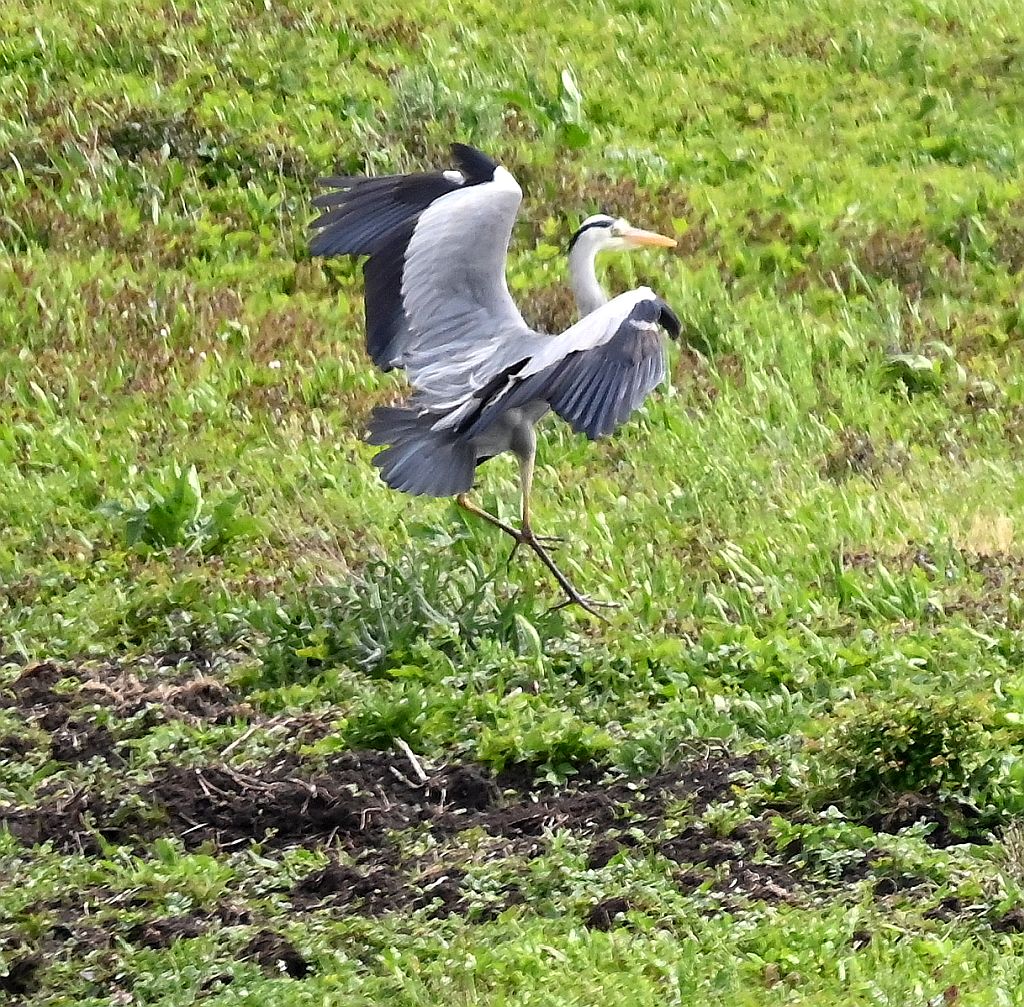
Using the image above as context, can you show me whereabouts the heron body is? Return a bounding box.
[310,144,679,614]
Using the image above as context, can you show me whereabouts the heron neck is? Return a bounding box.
[568,243,608,316]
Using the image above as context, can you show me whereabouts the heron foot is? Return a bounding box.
[548,593,620,620]
[513,530,617,621]
[506,529,564,568]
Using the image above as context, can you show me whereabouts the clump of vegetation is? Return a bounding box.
[249,550,540,687]
[881,340,966,395]
[476,694,616,780]
[98,465,257,554]
[341,681,432,751]
[809,689,1024,829]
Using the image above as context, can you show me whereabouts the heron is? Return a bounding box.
[310,143,680,616]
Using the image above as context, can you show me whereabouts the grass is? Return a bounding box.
[4,0,1024,1002]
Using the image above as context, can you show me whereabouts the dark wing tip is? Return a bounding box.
[316,175,358,190]
[657,300,681,339]
[450,143,498,184]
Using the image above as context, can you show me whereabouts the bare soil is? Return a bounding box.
[0,659,1008,937]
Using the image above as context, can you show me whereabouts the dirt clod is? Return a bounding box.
[0,734,34,758]
[585,897,631,930]
[587,837,635,870]
[50,719,121,764]
[2,663,65,709]
[242,930,311,979]
[991,907,1024,933]
[127,916,207,949]
[865,792,987,849]
[291,860,404,914]
[0,953,43,996]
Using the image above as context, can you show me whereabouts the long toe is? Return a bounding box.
[533,534,564,548]
[549,594,620,620]
[521,529,564,549]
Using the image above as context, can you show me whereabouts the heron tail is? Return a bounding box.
[366,404,476,497]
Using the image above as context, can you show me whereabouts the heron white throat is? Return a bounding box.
[568,213,677,316]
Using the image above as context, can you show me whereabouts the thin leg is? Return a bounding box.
[456,491,561,560]
[519,445,536,535]
[505,440,562,565]
[455,493,522,542]
[524,534,619,620]
[511,441,617,620]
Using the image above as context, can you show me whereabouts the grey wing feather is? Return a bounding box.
[397,163,538,401]
[309,144,539,396]
[458,290,675,441]
[366,403,476,497]
[309,170,465,368]
[546,321,667,438]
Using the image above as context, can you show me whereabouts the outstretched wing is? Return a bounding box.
[452,288,680,441]
[310,170,463,370]
[310,144,536,398]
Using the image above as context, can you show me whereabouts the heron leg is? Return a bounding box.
[455,492,561,551]
[455,493,522,541]
[512,440,616,620]
[505,446,563,564]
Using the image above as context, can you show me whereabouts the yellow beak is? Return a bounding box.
[621,226,677,248]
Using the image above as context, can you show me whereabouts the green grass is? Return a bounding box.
[4,0,1024,1003]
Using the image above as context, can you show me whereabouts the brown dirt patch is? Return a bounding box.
[839,544,1024,628]
[241,930,312,979]
[991,908,1024,933]
[814,226,963,300]
[0,660,252,764]
[1,748,786,920]
[291,859,405,913]
[0,733,35,758]
[863,791,988,849]
[585,896,632,930]
[1,661,246,721]
[992,207,1024,274]
[520,283,577,334]
[1,662,66,709]
[291,856,470,918]
[139,755,458,852]
[49,719,122,765]
[822,429,908,483]
[661,820,804,905]
[1,749,754,857]
[127,915,207,949]
[0,950,43,997]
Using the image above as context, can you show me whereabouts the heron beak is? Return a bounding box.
[621,226,677,249]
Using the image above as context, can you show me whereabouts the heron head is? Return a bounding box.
[569,214,676,255]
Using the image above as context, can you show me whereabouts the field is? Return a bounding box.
[4,0,1024,1002]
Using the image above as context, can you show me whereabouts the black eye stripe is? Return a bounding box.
[568,218,614,251]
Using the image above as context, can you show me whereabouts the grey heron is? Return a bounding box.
[310,143,679,616]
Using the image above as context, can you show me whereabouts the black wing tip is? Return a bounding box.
[657,300,681,339]
[450,142,498,183]
[315,175,358,190]
[629,295,680,339]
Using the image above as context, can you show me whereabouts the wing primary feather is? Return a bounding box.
[449,143,499,183]
[555,367,591,418]
[577,367,615,437]
[362,216,417,368]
